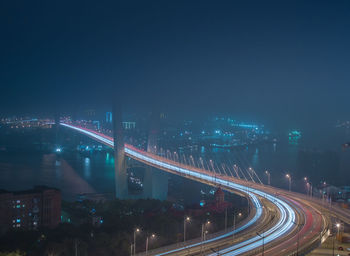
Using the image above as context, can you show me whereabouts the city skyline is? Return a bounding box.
[1,1,350,130]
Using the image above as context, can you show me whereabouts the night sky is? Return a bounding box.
[1,1,349,129]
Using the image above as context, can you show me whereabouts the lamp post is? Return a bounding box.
[201,221,210,255]
[265,171,270,185]
[209,159,216,182]
[201,221,210,240]
[225,208,228,232]
[133,228,140,256]
[336,223,341,242]
[145,234,155,256]
[336,223,340,235]
[286,174,291,192]
[293,221,304,256]
[174,152,178,162]
[204,230,208,241]
[306,182,313,198]
[232,212,242,242]
[331,223,341,256]
[303,177,309,195]
[190,155,195,167]
[333,225,336,256]
[256,232,265,256]
[184,216,190,243]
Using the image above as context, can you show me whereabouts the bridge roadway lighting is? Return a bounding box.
[286,174,291,192]
[133,228,140,256]
[190,155,195,167]
[184,216,190,243]
[209,159,216,182]
[265,171,270,185]
[174,152,178,162]
[145,233,156,256]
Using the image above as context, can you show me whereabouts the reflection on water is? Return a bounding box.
[0,151,115,200]
[84,157,91,178]
[0,128,349,200]
[183,136,350,188]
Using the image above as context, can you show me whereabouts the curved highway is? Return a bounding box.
[60,123,331,256]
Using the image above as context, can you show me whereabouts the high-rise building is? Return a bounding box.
[0,186,61,233]
[106,112,112,123]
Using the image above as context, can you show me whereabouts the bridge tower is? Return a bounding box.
[143,111,168,200]
[113,104,128,199]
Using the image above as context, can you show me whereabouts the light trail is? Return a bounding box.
[60,123,296,255]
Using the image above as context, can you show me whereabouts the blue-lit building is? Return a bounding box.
[106,112,112,123]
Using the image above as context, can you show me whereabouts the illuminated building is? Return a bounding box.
[0,186,61,233]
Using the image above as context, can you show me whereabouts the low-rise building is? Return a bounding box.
[0,186,61,233]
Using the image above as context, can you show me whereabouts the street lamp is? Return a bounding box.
[145,234,156,256]
[336,223,341,238]
[204,230,208,241]
[293,221,304,256]
[184,216,190,243]
[133,228,140,256]
[303,177,309,195]
[201,221,211,255]
[174,152,178,162]
[265,171,270,185]
[331,223,341,256]
[190,155,195,167]
[201,221,210,240]
[256,231,265,256]
[286,174,291,192]
[209,159,216,182]
[232,212,242,242]
[306,182,313,198]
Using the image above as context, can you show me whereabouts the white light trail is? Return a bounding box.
[60,123,295,256]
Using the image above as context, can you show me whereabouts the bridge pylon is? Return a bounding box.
[113,104,128,199]
[143,111,168,200]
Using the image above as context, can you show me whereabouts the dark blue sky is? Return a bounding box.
[1,0,349,129]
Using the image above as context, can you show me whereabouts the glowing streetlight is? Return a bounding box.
[184,216,190,242]
[286,174,291,192]
[133,228,140,256]
[201,221,211,254]
[303,177,309,195]
[145,233,156,256]
[265,171,270,185]
[333,223,341,255]
[232,212,242,242]
[336,223,341,236]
